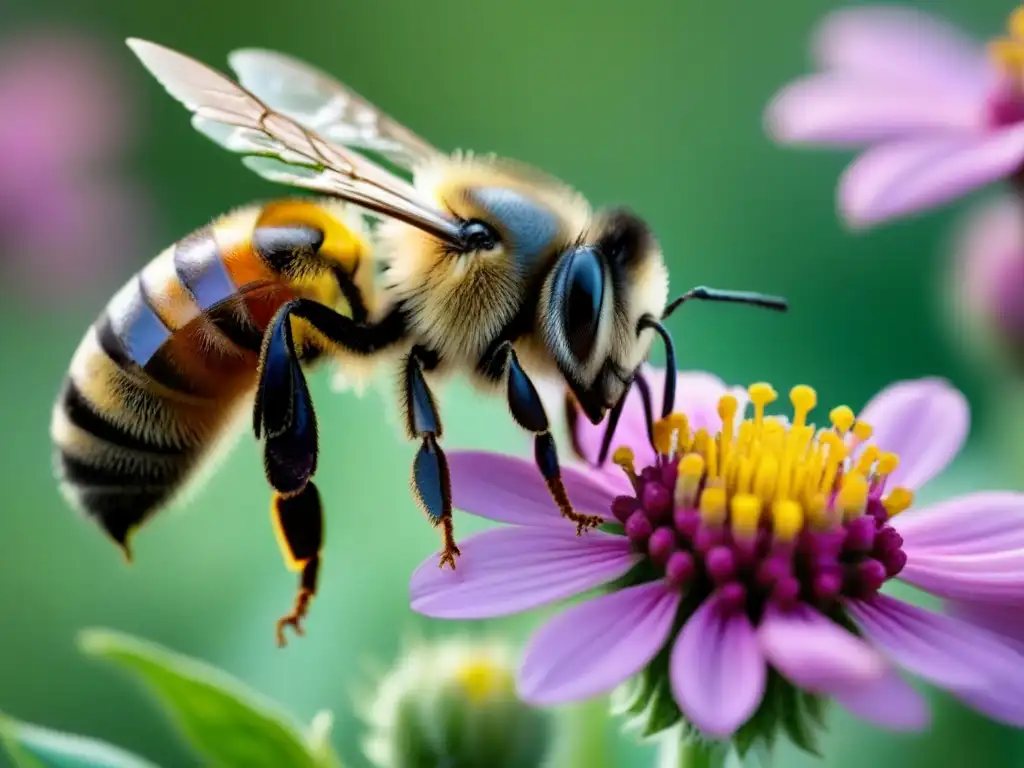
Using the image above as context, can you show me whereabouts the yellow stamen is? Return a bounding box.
[700,486,727,527]
[837,472,869,521]
[883,487,915,517]
[876,452,899,477]
[612,446,637,485]
[773,500,804,542]
[731,493,761,539]
[669,414,691,452]
[790,385,817,428]
[653,418,674,457]
[655,382,917,543]
[675,452,705,508]
[855,446,880,476]
[453,656,514,702]
[829,405,855,435]
[852,421,873,444]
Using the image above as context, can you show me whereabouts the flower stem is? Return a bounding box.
[659,732,731,768]
[553,697,615,768]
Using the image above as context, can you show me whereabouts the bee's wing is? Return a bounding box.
[126,38,463,246]
[226,47,440,175]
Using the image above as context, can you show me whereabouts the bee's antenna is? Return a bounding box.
[662,286,788,320]
[637,316,676,418]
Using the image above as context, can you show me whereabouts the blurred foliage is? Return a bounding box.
[1,0,1023,766]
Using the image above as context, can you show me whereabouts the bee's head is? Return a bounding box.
[539,208,669,424]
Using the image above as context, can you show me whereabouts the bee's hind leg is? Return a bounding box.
[490,342,603,535]
[403,346,459,569]
[255,303,323,645]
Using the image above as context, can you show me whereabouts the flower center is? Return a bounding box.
[609,384,912,616]
[988,7,1024,127]
[452,655,515,703]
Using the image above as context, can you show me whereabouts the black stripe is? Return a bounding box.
[60,379,181,456]
[58,449,182,489]
[95,306,196,397]
[77,486,173,547]
[96,311,132,370]
[133,276,205,396]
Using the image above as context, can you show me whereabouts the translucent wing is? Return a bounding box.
[126,38,463,245]
[226,47,440,174]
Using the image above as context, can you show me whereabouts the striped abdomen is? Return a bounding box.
[51,199,369,552]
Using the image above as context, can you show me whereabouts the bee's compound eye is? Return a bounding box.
[460,219,499,252]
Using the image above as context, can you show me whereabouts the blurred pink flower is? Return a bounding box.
[0,30,150,298]
[947,194,1024,367]
[765,5,1024,228]
[411,368,1024,751]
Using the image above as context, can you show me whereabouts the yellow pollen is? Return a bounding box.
[855,446,880,476]
[731,493,761,538]
[613,446,638,485]
[829,405,855,435]
[883,487,915,517]
[700,485,728,526]
[789,385,817,428]
[669,413,691,452]
[661,382,918,542]
[653,417,674,457]
[773,500,804,541]
[675,452,705,507]
[453,656,514,703]
[991,8,1024,82]
[852,421,873,443]
[837,472,869,521]
[876,452,899,477]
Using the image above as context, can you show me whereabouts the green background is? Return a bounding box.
[2,0,1023,765]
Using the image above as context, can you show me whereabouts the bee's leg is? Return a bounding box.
[402,346,458,569]
[494,342,602,535]
[270,482,323,647]
[254,304,322,644]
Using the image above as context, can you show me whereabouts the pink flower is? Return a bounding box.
[947,194,1024,369]
[765,5,1024,228]
[410,367,1024,752]
[0,30,150,299]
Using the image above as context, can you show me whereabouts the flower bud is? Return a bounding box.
[361,637,552,768]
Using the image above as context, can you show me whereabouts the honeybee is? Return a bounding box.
[53,39,787,646]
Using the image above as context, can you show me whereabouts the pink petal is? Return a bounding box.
[832,668,930,731]
[766,73,981,147]
[895,492,1024,554]
[409,526,639,619]
[670,596,766,739]
[813,6,991,98]
[897,554,1024,601]
[945,600,1024,652]
[448,452,617,528]
[839,126,1024,227]
[517,581,680,704]
[855,378,969,490]
[848,594,1024,704]
[757,603,886,691]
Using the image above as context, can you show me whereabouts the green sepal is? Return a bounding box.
[78,628,333,768]
[733,670,827,759]
[0,714,159,768]
[599,521,626,536]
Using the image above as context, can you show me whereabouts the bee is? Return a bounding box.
[54,39,788,646]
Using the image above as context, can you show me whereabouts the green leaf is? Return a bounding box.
[0,714,159,768]
[78,628,321,768]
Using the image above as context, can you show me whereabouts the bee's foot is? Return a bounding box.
[275,588,313,648]
[438,544,461,570]
[573,514,604,536]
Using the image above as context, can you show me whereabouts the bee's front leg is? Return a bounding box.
[402,345,458,569]
[490,342,602,535]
